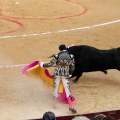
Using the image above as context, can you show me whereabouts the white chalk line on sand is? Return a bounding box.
[0,64,26,68]
[0,19,120,68]
[0,19,120,39]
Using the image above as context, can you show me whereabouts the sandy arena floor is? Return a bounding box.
[0,0,120,119]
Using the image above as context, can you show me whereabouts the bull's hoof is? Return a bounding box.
[103,70,108,74]
[72,80,78,83]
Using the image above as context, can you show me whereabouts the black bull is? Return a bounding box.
[67,45,120,83]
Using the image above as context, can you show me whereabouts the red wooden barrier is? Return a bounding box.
[31,109,120,120]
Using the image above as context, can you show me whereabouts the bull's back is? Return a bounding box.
[67,45,99,58]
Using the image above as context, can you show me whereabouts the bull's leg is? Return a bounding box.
[102,70,107,74]
[72,72,83,83]
[117,67,120,71]
[116,58,120,71]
